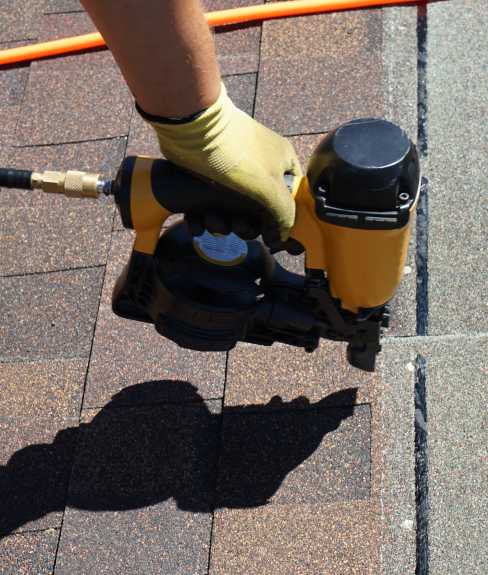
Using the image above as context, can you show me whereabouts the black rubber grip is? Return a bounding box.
[0,168,33,190]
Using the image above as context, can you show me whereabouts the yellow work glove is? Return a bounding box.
[138,82,302,247]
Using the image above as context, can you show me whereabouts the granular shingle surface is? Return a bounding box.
[0,530,59,575]
[0,415,78,535]
[55,402,220,575]
[0,0,40,43]
[216,402,371,507]
[16,51,132,146]
[44,0,83,14]
[0,43,30,106]
[1,205,113,275]
[255,11,385,135]
[37,10,94,41]
[203,0,262,75]
[0,358,87,417]
[0,268,103,360]
[0,106,20,166]
[226,340,376,406]
[210,501,380,574]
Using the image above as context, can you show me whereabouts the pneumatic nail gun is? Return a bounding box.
[0,118,420,371]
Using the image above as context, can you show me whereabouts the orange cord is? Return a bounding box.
[0,0,419,66]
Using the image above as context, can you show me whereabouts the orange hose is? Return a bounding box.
[0,0,419,66]
[207,0,418,25]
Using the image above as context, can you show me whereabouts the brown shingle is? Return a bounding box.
[226,340,376,407]
[0,358,87,417]
[0,0,41,43]
[0,106,19,167]
[0,43,31,106]
[255,11,385,135]
[44,0,83,14]
[16,51,132,146]
[0,268,104,360]
[55,401,220,574]
[37,11,94,41]
[210,501,379,574]
[0,530,59,573]
[216,400,370,508]
[1,205,113,275]
[203,0,262,75]
[0,415,78,535]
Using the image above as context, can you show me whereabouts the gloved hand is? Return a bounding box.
[137,82,302,247]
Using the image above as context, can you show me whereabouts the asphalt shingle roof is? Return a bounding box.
[3,1,486,573]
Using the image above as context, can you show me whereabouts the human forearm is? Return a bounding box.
[80,0,221,117]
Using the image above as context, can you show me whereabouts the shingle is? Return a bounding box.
[289,133,323,167]
[125,110,160,159]
[226,341,377,407]
[216,338,418,575]
[214,24,261,76]
[224,73,257,115]
[55,402,220,574]
[0,358,87,417]
[427,1,488,336]
[0,530,59,574]
[216,401,370,508]
[203,0,262,75]
[0,137,126,207]
[16,51,132,146]
[0,268,104,361]
[0,1,41,43]
[255,11,384,135]
[0,415,78,535]
[0,43,31,106]
[1,205,113,275]
[418,336,488,574]
[210,501,379,574]
[44,0,84,14]
[0,106,19,166]
[370,341,417,572]
[37,11,93,41]
[84,231,226,408]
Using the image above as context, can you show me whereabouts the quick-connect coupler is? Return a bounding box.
[0,167,112,198]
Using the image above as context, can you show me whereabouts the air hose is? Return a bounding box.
[0,0,419,66]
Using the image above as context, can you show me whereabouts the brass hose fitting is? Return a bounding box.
[30,170,111,198]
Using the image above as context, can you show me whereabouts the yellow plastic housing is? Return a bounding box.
[130,156,172,255]
[291,178,416,313]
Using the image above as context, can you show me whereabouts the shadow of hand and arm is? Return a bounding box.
[0,425,78,537]
[211,388,358,509]
[0,380,357,538]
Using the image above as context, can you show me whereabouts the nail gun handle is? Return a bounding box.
[113,155,272,255]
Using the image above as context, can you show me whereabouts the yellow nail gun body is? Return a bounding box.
[1,118,420,371]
